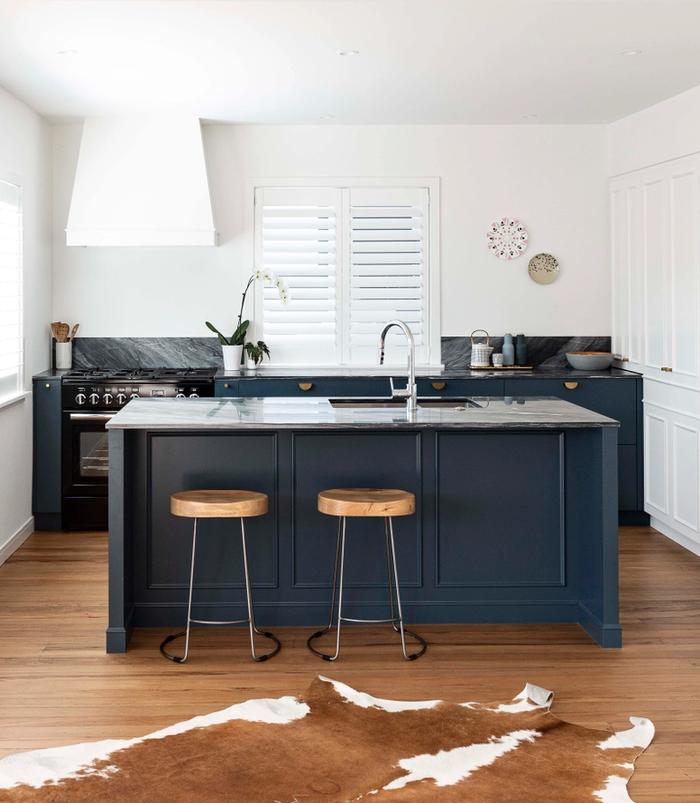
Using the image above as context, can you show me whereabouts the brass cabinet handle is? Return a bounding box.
[431,381,446,391]
[661,366,673,372]
[223,383,230,389]
[298,382,314,391]
[563,381,579,390]
[45,383,51,389]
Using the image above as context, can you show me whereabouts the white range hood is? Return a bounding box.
[66,115,217,247]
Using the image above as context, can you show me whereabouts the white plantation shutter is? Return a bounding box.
[0,179,22,401]
[254,182,436,367]
[346,187,429,365]
[256,187,341,365]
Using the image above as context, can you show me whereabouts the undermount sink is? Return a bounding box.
[329,397,482,410]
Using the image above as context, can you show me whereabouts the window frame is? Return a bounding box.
[249,176,441,368]
[0,171,25,408]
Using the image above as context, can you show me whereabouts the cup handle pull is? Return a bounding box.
[563,381,579,390]
[298,382,314,391]
[431,382,446,391]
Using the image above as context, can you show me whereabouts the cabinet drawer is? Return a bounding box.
[417,378,505,397]
[503,378,637,444]
[233,377,393,398]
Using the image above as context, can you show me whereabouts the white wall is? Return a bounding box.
[52,123,610,339]
[609,84,700,176]
[0,85,51,554]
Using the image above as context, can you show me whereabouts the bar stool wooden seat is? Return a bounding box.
[308,488,427,662]
[160,490,280,664]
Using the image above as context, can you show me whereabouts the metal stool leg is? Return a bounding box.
[160,516,281,663]
[387,517,426,661]
[240,517,281,662]
[160,518,198,663]
[307,516,346,661]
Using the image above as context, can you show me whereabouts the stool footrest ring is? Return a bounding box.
[160,625,281,663]
[307,625,427,662]
[340,616,401,624]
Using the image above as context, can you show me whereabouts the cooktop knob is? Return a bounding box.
[89,393,100,405]
[116,393,127,405]
[130,392,140,400]
[103,393,113,405]
[175,392,186,399]
[188,392,199,398]
[75,392,86,406]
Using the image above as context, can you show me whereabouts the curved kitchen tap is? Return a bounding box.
[378,320,417,413]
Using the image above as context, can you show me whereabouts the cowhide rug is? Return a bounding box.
[0,676,653,802]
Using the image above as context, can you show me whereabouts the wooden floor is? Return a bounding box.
[0,527,699,800]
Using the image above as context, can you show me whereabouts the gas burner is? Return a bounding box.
[64,367,216,382]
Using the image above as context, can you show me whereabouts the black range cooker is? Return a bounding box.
[61,368,216,530]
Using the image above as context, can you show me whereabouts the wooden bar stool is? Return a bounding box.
[307,488,427,661]
[160,490,280,663]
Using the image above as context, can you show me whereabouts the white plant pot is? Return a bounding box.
[245,358,257,371]
[222,344,242,371]
[55,341,72,370]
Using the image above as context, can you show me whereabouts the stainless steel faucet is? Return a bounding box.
[379,320,417,413]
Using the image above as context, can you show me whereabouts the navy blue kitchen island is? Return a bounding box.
[105,396,621,652]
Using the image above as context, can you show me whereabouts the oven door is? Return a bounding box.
[62,412,112,530]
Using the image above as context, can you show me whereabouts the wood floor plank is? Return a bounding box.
[0,526,699,800]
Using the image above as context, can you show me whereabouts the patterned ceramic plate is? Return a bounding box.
[528,252,559,284]
[486,218,529,260]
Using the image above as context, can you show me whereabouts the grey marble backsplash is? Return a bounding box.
[440,335,612,370]
[72,335,611,370]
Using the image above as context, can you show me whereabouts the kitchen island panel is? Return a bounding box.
[291,432,422,589]
[435,432,565,588]
[142,433,278,591]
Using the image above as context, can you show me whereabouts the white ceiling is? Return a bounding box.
[1,0,700,124]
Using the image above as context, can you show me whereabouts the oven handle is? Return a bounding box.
[68,413,115,422]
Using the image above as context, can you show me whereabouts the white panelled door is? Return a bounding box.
[667,157,700,389]
[613,153,700,555]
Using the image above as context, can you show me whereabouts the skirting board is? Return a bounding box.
[650,516,700,558]
[0,516,34,567]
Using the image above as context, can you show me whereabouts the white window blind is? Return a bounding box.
[0,179,22,401]
[256,187,341,365]
[254,182,436,367]
[346,187,428,365]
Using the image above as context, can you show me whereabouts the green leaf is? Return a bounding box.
[231,319,249,345]
[205,321,229,345]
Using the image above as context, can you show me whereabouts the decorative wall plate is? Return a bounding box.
[486,218,529,260]
[528,252,559,284]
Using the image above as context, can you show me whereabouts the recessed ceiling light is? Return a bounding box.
[337,49,360,57]
[319,115,335,120]
[522,113,539,121]
[57,49,79,56]
[618,49,643,56]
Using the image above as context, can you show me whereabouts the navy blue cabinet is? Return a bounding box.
[32,376,62,530]
[417,377,505,397]
[217,377,396,398]
[503,377,644,520]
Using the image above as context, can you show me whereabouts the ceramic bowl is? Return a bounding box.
[565,351,614,370]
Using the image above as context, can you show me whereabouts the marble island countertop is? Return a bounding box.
[106,396,619,431]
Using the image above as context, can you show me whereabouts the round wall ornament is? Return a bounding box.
[486,218,529,260]
[528,252,559,284]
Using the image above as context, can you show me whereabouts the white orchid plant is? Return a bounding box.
[206,269,289,347]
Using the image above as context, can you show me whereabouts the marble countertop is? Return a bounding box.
[215,366,640,380]
[106,396,619,431]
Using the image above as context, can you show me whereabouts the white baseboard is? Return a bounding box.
[0,516,34,567]
[650,516,700,558]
